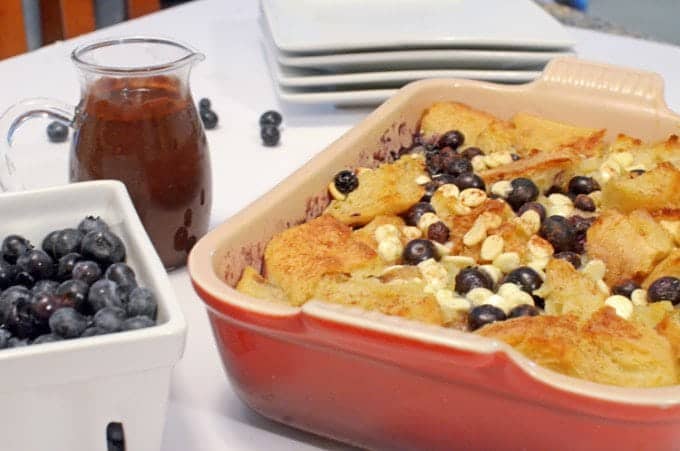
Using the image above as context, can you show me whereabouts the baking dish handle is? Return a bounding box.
[535,57,668,110]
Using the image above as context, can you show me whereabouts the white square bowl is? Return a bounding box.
[0,180,186,451]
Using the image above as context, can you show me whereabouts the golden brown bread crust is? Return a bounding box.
[601,163,680,214]
[324,156,426,226]
[263,215,381,305]
[313,274,443,325]
[643,249,680,288]
[586,209,673,285]
[479,307,678,387]
[419,102,501,146]
[236,266,288,303]
[536,258,605,318]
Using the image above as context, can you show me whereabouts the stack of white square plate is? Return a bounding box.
[260,0,575,106]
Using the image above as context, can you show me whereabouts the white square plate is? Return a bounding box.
[262,0,574,54]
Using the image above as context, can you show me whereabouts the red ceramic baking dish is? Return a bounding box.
[189,57,680,451]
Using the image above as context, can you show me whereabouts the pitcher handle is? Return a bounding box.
[0,98,76,192]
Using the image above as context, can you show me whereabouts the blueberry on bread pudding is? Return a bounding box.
[237,101,680,388]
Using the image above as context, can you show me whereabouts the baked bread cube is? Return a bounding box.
[601,163,680,213]
[419,102,504,147]
[236,266,288,303]
[313,274,443,325]
[536,258,605,318]
[587,209,673,285]
[643,249,680,288]
[325,156,426,226]
[264,215,381,305]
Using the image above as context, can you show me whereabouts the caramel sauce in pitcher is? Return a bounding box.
[70,76,212,268]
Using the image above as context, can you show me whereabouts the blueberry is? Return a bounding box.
[517,201,546,222]
[0,261,17,290]
[444,156,473,177]
[426,147,457,175]
[32,333,63,344]
[56,253,83,281]
[630,169,646,177]
[612,280,640,298]
[93,307,126,333]
[14,271,35,288]
[8,337,29,348]
[49,307,88,338]
[420,180,441,202]
[80,230,126,267]
[648,277,680,304]
[77,216,109,235]
[260,125,280,146]
[455,267,494,294]
[55,279,89,311]
[126,287,157,320]
[460,147,484,160]
[506,178,539,210]
[6,297,45,339]
[31,293,67,323]
[259,110,282,127]
[87,279,123,312]
[573,194,596,212]
[568,215,594,254]
[554,251,581,269]
[200,109,218,130]
[0,328,10,349]
[46,121,68,143]
[427,221,450,244]
[198,98,211,110]
[53,228,84,259]
[568,176,600,195]
[32,279,59,296]
[122,316,155,331]
[404,202,435,227]
[468,305,506,331]
[2,235,32,264]
[511,153,521,161]
[503,267,543,294]
[508,304,541,318]
[104,263,137,299]
[16,249,55,281]
[71,260,102,286]
[437,130,465,150]
[333,170,359,195]
[402,239,437,265]
[81,326,107,337]
[0,286,31,324]
[41,230,61,259]
[540,216,575,253]
[452,173,485,191]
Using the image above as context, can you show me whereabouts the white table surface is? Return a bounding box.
[2,1,680,449]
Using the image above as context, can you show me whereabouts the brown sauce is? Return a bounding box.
[70,76,212,269]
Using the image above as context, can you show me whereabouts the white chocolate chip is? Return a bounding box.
[441,255,476,267]
[438,183,460,198]
[466,287,494,306]
[377,237,403,263]
[460,188,487,208]
[471,155,487,172]
[599,159,621,183]
[631,289,648,306]
[375,224,400,242]
[596,279,610,295]
[483,152,513,169]
[463,222,487,247]
[491,180,513,199]
[480,212,503,230]
[328,182,347,200]
[433,241,452,258]
[493,252,520,273]
[518,210,541,235]
[498,283,535,309]
[605,295,634,320]
[452,200,472,215]
[480,264,502,285]
[527,257,550,272]
[436,289,471,323]
[528,235,554,260]
[480,235,504,261]
[546,204,574,218]
[582,259,606,281]
[418,212,441,232]
[401,226,422,241]
[548,193,573,206]
[415,175,431,185]
[483,294,515,314]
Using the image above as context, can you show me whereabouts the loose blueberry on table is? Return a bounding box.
[259,110,283,146]
[0,216,159,349]
[197,97,219,130]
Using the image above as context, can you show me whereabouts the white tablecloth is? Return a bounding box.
[2,1,680,449]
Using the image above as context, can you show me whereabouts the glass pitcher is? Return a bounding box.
[0,37,213,270]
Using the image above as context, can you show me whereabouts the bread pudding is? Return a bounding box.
[236,102,680,388]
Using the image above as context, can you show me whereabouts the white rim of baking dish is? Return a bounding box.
[189,57,680,408]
